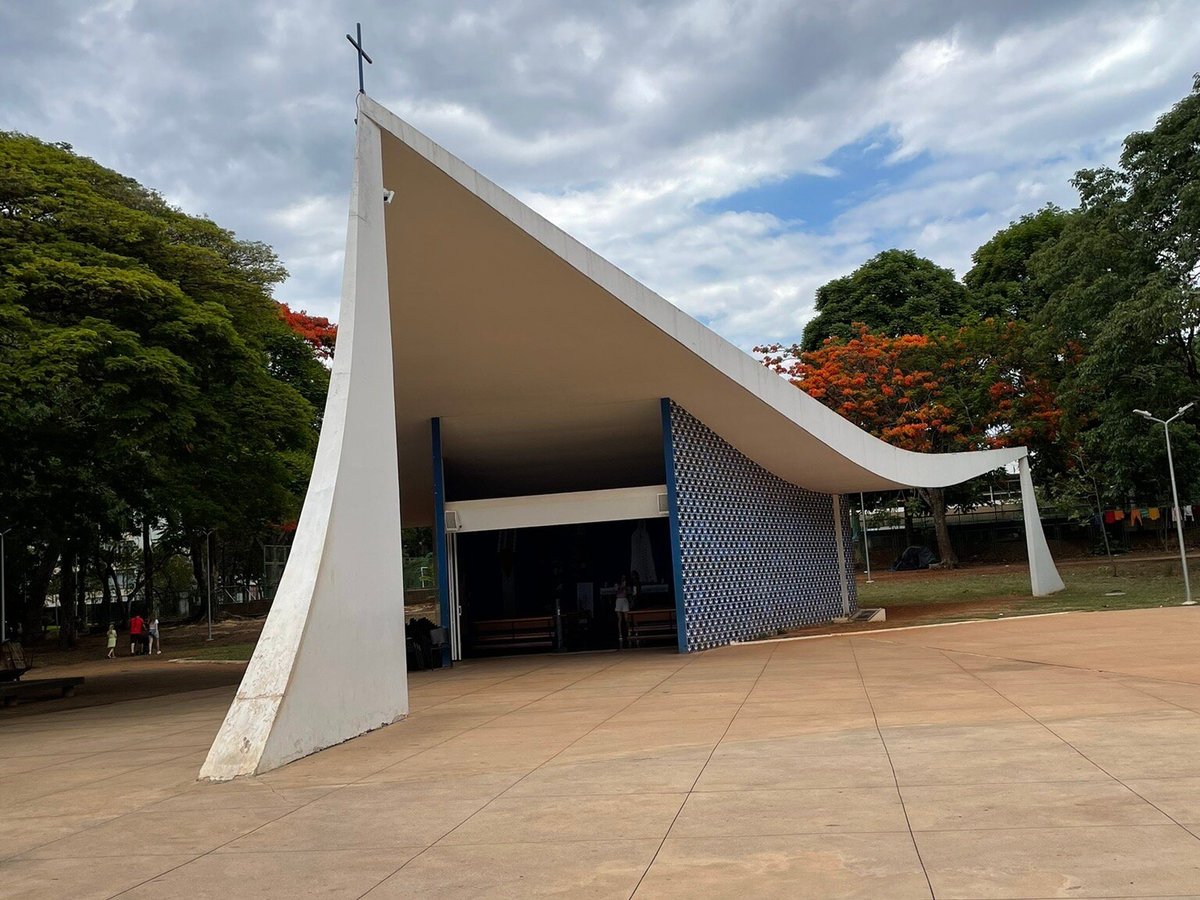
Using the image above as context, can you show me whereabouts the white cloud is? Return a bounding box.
[2,0,1197,350]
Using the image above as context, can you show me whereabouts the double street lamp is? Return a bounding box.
[1133,403,1195,604]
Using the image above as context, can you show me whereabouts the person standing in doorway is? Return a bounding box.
[148,617,161,655]
[614,576,630,649]
[129,612,144,655]
[106,624,117,659]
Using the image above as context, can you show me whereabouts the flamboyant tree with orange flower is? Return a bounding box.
[758,321,1063,566]
[278,303,337,361]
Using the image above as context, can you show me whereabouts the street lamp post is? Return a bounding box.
[1134,403,1195,604]
[203,530,215,642]
[859,492,873,584]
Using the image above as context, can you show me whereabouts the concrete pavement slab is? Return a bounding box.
[125,848,422,899]
[634,833,933,899]
[669,786,908,837]
[5,607,1200,897]
[902,780,1175,830]
[440,793,687,844]
[915,823,1200,898]
[364,839,660,899]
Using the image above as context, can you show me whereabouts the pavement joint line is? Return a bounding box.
[4,739,287,839]
[349,652,677,898]
[380,829,921,847]
[106,779,348,897]
[166,821,1200,849]
[212,839,651,852]
[3,742,215,823]
[2,691,343,893]
[354,655,662,783]
[628,640,780,899]
[326,659,610,786]
[908,822,1191,833]
[734,611,1079,645]
[864,640,1200,693]
[929,646,1200,848]
[1091,672,1200,716]
[847,635,937,900]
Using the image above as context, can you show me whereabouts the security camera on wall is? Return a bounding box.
[383,189,395,205]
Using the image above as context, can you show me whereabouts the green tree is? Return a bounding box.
[765,320,1062,565]
[965,206,1070,320]
[801,249,974,352]
[1028,79,1200,507]
[0,133,326,638]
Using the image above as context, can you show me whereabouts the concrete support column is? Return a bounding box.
[201,99,408,780]
[832,494,851,618]
[1019,455,1065,597]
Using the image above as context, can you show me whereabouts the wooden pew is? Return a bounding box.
[626,608,677,648]
[471,616,557,652]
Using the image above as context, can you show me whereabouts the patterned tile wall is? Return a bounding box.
[667,400,857,652]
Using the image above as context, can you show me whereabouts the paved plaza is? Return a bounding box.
[3,607,1200,898]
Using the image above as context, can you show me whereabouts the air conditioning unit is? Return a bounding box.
[657,492,669,514]
[444,509,461,532]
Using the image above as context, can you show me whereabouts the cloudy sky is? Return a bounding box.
[2,1,1197,348]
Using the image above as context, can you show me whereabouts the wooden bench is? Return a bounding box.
[471,616,557,652]
[1,677,85,707]
[0,641,30,682]
[626,608,677,647]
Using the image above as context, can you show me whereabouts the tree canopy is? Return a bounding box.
[764,75,1200,562]
[762,322,1060,565]
[0,133,329,637]
[801,249,974,351]
[964,206,1070,320]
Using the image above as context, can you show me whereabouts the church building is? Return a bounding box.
[200,95,1062,780]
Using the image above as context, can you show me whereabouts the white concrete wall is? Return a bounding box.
[200,102,408,780]
[445,485,668,533]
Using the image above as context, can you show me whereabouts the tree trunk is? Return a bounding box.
[100,551,113,626]
[59,546,77,649]
[106,561,125,621]
[76,553,88,630]
[189,532,209,618]
[920,487,959,568]
[903,492,915,548]
[22,543,58,641]
[142,517,156,619]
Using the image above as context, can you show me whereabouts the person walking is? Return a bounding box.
[148,617,161,655]
[106,624,117,659]
[129,612,144,656]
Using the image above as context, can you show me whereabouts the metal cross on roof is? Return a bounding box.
[345,22,373,94]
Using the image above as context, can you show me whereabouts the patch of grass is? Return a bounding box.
[857,558,1200,625]
[179,642,257,661]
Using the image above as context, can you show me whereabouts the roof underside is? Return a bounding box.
[366,98,1024,526]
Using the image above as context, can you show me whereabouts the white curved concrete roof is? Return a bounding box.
[201,97,1062,782]
[365,97,1025,523]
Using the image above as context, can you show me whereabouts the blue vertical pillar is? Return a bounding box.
[431,417,452,667]
[660,398,690,654]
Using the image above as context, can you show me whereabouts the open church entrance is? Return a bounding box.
[452,517,675,656]
[432,402,678,659]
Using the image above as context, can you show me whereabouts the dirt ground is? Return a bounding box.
[777,595,1031,638]
[1,617,261,719]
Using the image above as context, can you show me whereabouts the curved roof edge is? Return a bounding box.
[361,95,1026,491]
